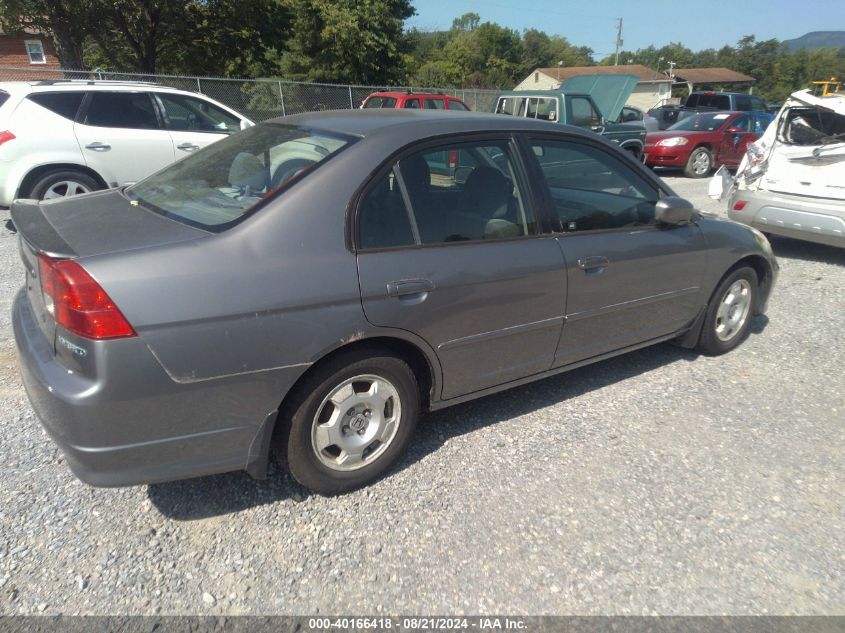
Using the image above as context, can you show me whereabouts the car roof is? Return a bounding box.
[0,80,208,97]
[266,108,597,140]
[367,91,454,99]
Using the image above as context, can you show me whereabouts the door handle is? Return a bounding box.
[577,256,610,271]
[85,142,111,151]
[177,143,200,151]
[386,279,435,301]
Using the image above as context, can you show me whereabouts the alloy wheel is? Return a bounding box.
[311,374,402,471]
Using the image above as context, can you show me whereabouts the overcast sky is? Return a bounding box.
[407,0,845,58]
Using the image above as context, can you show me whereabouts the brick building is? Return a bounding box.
[0,28,62,80]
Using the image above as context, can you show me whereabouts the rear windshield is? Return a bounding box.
[668,112,733,132]
[363,96,397,108]
[688,94,731,109]
[127,123,355,231]
[0,91,9,108]
[779,106,845,146]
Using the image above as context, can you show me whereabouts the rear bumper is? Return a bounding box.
[12,288,291,487]
[728,188,845,248]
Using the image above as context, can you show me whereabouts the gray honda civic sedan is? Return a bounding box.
[12,110,778,494]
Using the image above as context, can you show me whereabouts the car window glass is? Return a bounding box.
[28,91,84,120]
[363,97,396,108]
[754,113,773,134]
[0,91,8,108]
[128,123,353,231]
[448,100,469,111]
[570,97,600,127]
[669,112,731,132]
[424,98,445,110]
[735,95,752,111]
[399,141,534,244]
[495,97,527,116]
[158,94,240,134]
[730,115,751,132]
[83,92,158,129]
[359,170,415,249]
[403,99,420,109]
[530,139,658,232]
[751,96,767,111]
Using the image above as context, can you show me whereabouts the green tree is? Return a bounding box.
[279,0,415,84]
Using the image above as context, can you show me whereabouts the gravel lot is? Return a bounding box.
[0,176,843,616]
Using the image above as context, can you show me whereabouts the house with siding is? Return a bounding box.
[0,27,62,80]
[514,64,674,111]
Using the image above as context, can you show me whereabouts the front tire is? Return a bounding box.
[278,349,420,495]
[26,169,100,201]
[684,147,713,178]
[696,266,758,355]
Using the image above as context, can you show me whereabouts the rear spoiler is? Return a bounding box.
[10,199,77,258]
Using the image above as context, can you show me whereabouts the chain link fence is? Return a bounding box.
[0,66,500,120]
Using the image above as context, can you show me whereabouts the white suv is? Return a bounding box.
[0,80,253,207]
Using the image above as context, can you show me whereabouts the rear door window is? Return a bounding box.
[358,140,536,248]
[28,91,85,120]
[403,99,421,109]
[82,92,159,129]
[448,100,469,111]
[424,98,446,110]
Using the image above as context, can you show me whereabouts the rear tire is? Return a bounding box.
[696,266,758,355]
[684,147,713,178]
[26,169,100,201]
[276,349,420,495]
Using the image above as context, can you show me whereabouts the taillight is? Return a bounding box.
[0,130,15,146]
[733,200,747,211]
[37,254,136,339]
[448,150,459,169]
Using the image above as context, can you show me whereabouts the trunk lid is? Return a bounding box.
[12,188,209,346]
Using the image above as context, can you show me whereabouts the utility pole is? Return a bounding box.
[667,60,676,78]
[614,18,623,66]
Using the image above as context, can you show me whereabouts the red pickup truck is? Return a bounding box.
[643,110,774,177]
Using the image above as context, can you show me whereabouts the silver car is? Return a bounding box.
[13,110,778,494]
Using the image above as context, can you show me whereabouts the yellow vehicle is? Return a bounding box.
[812,77,841,97]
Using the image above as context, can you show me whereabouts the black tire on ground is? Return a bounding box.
[696,266,758,356]
[26,169,101,201]
[684,146,713,178]
[276,348,420,495]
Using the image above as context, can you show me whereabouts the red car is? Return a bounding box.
[361,91,471,111]
[644,110,773,178]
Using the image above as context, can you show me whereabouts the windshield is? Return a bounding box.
[127,124,354,231]
[668,113,732,132]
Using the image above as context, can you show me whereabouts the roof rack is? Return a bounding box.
[32,79,161,87]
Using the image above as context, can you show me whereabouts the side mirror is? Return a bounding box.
[655,196,697,225]
[240,119,254,131]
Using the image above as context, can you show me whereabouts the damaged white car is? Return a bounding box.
[709,89,845,248]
